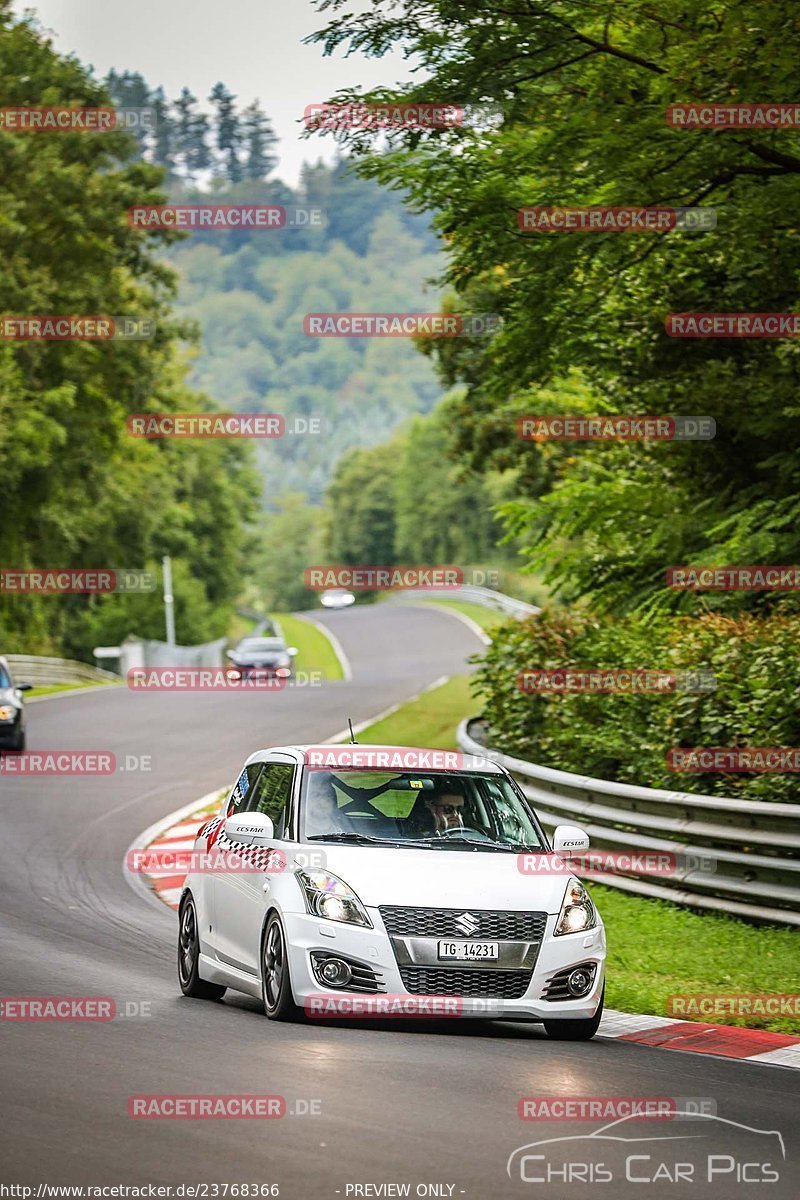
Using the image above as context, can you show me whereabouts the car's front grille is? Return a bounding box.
[541,961,597,1002]
[399,966,532,999]
[380,906,547,941]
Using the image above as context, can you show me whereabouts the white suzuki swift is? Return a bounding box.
[178,744,606,1039]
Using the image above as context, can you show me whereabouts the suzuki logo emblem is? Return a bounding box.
[455,912,480,936]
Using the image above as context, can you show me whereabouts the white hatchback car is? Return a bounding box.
[179,744,606,1039]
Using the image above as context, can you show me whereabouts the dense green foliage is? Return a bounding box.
[475,611,800,801]
[0,6,257,655]
[310,0,800,613]
[308,0,800,795]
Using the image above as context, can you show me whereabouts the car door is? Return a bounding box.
[212,757,296,976]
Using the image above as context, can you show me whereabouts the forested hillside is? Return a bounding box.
[105,74,448,504]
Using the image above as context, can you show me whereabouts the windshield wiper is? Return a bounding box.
[307,832,387,844]
[306,832,436,849]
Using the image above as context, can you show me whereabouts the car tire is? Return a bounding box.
[543,984,604,1041]
[261,913,302,1021]
[178,894,226,1000]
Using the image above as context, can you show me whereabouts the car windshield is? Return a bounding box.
[238,639,284,652]
[0,664,10,688]
[300,769,547,851]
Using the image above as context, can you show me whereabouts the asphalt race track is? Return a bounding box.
[0,604,797,1198]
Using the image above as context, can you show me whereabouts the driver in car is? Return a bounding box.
[425,787,466,835]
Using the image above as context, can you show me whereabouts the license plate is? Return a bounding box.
[438,940,499,961]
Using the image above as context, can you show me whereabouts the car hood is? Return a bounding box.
[0,686,21,707]
[292,843,571,915]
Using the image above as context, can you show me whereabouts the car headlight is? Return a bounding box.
[555,878,597,936]
[297,869,372,927]
[0,705,17,722]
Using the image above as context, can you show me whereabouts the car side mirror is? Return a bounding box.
[16,682,33,692]
[552,824,590,853]
[224,812,274,845]
[286,647,298,657]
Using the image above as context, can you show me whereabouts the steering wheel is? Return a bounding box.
[435,826,492,841]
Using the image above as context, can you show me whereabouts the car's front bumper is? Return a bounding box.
[0,715,22,747]
[283,907,606,1021]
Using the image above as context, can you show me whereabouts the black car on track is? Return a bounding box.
[0,656,33,752]
[225,636,298,681]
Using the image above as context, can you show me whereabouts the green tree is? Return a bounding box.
[0,4,258,654]
[325,442,401,565]
[209,81,242,183]
[241,99,278,181]
[309,0,800,616]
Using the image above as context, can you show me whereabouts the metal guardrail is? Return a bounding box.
[392,584,540,618]
[457,718,800,927]
[6,655,121,686]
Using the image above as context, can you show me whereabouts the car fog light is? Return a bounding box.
[567,967,594,997]
[320,958,352,987]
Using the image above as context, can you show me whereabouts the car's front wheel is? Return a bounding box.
[543,984,604,1041]
[261,913,302,1021]
[178,894,226,1000]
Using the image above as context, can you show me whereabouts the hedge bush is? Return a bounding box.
[472,610,800,801]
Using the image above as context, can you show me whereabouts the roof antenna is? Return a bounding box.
[347,718,358,745]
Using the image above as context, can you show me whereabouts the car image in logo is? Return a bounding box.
[507,1111,785,1188]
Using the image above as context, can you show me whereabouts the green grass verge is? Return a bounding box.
[270,612,344,681]
[594,885,800,1034]
[350,674,476,748]
[340,673,799,1034]
[30,680,118,697]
